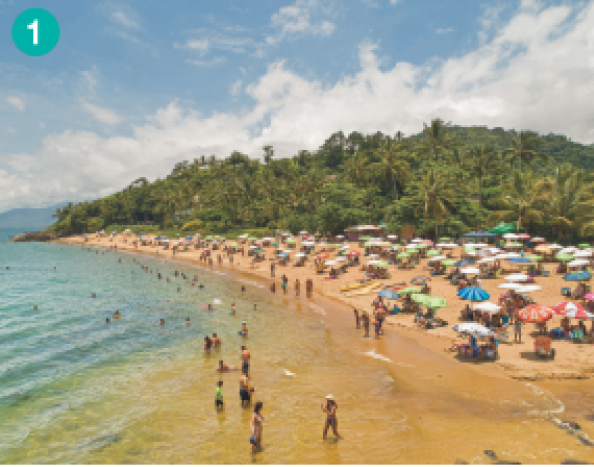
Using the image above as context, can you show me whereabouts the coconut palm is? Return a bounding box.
[372,138,410,200]
[464,144,500,209]
[504,131,547,172]
[491,171,544,232]
[419,118,459,163]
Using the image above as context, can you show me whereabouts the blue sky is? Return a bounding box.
[0,0,593,211]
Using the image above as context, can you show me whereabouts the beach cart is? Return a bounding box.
[534,336,556,359]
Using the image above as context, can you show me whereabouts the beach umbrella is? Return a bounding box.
[472,302,501,314]
[302,241,316,246]
[317,253,329,259]
[367,260,380,265]
[505,242,523,248]
[359,236,370,241]
[442,259,457,268]
[478,257,496,264]
[548,244,563,250]
[454,259,475,266]
[348,251,360,257]
[278,253,288,257]
[437,243,458,249]
[559,247,577,254]
[295,252,306,257]
[378,289,399,299]
[515,285,542,293]
[564,271,592,281]
[553,302,587,315]
[399,286,422,295]
[563,308,594,319]
[325,260,339,266]
[498,283,522,290]
[286,239,296,244]
[574,251,592,258]
[439,237,451,242]
[496,252,520,259]
[584,293,594,301]
[375,261,390,268]
[518,233,531,240]
[417,243,429,249]
[457,287,490,302]
[411,293,428,304]
[363,241,374,247]
[254,249,265,253]
[283,249,294,253]
[463,247,477,253]
[505,274,529,282]
[423,296,448,310]
[568,259,589,268]
[503,233,520,239]
[387,234,398,239]
[452,323,494,337]
[464,243,488,248]
[411,237,424,243]
[426,249,442,257]
[506,258,532,264]
[528,255,543,262]
[397,252,411,259]
[534,245,551,253]
[335,257,347,262]
[556,253,574,262]
[405,243,419,250]
[517,304,553,323]
[531,237,546,243]
[579,243,592,249]
[460,267,480,274]
[429,255,447,262]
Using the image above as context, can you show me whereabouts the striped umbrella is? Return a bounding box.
[517,304,554,323]
[553,302,587,315]
[457,287,490,302]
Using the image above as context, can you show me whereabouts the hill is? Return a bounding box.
[0,204,65,229]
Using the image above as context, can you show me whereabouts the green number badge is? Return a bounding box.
[12,8,60,56]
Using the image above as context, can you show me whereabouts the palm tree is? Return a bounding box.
[419,118,459,163]
[464,144,500,209]
[373,138,410,201]
[540,164,594,239]
[491,171,544,232]
[409,168,457,239]
[504,131,547,172]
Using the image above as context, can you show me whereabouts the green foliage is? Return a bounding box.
[46,122,594,242]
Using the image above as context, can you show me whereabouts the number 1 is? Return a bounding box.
[27,19,38,45]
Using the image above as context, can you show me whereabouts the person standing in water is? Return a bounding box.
[212,332,221,348]
[250,401,266,453]
[239,371,252,407]
[230,303,236,315]
[241,345,251,375]
[215,381,224,409]
[321,395,342,440]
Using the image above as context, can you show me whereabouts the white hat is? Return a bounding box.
[325,394,334,400]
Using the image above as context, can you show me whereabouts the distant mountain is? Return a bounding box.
[0,204,65,229]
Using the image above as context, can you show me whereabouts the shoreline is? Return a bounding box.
[55,235,594,382]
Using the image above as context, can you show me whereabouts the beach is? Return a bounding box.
[42,233,594,463]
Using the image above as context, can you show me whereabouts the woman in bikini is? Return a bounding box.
[321,395,342,440]
[250,401,266,453]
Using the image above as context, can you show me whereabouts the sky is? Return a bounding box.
[0,0,593,212]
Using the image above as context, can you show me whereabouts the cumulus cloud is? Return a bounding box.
[2,1,594,212]
[80,99,122,125]
[267,0,336,44]
[436,27,454,34]
[230,79,243,96]
[6,97,25,111]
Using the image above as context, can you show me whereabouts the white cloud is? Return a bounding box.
[389,0,403,5]
[436,27,454,34]
[230,79,243,96]
[6,97,25,111]
[2,2,594,212]
[268,0,336,44]
[112,9,140,29]
[178,39,210,53]
[80,99,122,125]
[80,67,99,93]
[185,57,227,67]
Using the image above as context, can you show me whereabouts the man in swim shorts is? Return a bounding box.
[241,345,251,375]
[212,332,221,348]
[239,371,252,407]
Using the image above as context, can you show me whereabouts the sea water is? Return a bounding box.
[1,229,593,464]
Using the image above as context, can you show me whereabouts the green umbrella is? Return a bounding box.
[528,255,542,262]
[442,259,457,268]
[229,242,238,247]
[463,247,476,253]
[254,249,265,253]
[426,249,442,257]
[424,296,448,309]
[439,237,450,242]
[374,261,390,268]
[417,243,429,249]
[359,236,371,241]
[364,242,374,247]
[579,243,591,249]
[248,236,257,241]
[399,286,422,295]
[286,239,296,244]
[411,293,428,304]
[397,252,410,259]
[206,235,213,240]
[555,253,574,262]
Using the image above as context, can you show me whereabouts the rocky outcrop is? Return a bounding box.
[8,230,63,242]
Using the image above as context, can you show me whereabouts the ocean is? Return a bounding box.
[1,228,593,464]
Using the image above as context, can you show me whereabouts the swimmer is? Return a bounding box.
[177,287,181,292]
[208,304,213,310]
[253,304,257,311]
[33,305,38,310]
[106,318,111,324]
[113,310,121,319]
[157,318,165,326]
[240,371,254,407]
[186,317,191,325]
[241,286,246,293]
[240,322,249,338]
[217,360,238,372]
[91,293,97,298]
[241,345,251,375]
[199,284,204,289]
[204,336,213,352]
[212,332,221,348]
[230,303,236,315]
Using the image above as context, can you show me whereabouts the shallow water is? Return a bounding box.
[1,231,593,464]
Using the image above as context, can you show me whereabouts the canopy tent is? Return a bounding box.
[461,230,498,239]
[487,222,524,234]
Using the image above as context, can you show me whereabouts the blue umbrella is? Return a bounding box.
[378,290,399,300]
[155,235,168,240]
[278,253,288,257]
[455,259,475,266]
[507,258,532,263]
[457,287,490,302]
[186,237,194,241]
[564,271,592,281]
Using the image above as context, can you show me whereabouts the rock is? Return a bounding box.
[9,230,63,242]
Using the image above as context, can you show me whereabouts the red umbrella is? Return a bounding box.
[553,302,587,315]
[564,308,594,319]
[348,251,360,257]
[316,253,329,259]
[517,304,554,323]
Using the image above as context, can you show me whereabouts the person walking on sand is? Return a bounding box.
[354,308,360,329]
[306,278,313,298]
[250,401,266,453]
[270,282,276,293]
[270,262,275,278]
[321,395,342,440]
[295,278,300,297]
[281,275,288,294]
[362,311,370,337]
[514,317,522,343]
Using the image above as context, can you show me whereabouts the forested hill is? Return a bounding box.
[46,120,594,243]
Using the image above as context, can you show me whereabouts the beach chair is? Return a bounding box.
[561,287,571,297]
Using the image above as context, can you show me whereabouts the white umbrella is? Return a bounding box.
[340,244,351,249]
[335,257,347,262]
[473,302,502,313]
[515,285,542,293]
[302,241,316,246]
[574,250,592,258]
[387,235,398,239]
[374,241,391,247]
[411,238,424,243]
[249,245,257,249]
[568,259,589,267]
[478,257,496,264]
[368,254,379,259]
[460,267,480,274]
[464,243,488,248]
[318,242,328,247]
[283,249,294,253]
[531,237,546,242]
[505,274,529,282]
[499,283,522,290]
[505,242,523,248]
[367,260,380,265]
[559,247,577,254]
[325,260,339,266]
[548,244,563,249]
[503,233,520,239]
[336,235,344,238]
[465,251,478,256]
[429,255,447,262]
[452,323,494,337]
[496,252,520,259]
[295,252,306,257]
[437,243,458,249]
[406,244,420,249]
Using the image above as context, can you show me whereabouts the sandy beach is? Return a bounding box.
[58,233,594,382]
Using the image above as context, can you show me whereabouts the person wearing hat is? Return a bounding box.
[321,395,342,440]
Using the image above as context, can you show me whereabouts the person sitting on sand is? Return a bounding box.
[444,338,466,352]
[217,360,238,372]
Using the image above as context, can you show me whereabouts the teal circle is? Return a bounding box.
[12,8,60,56]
